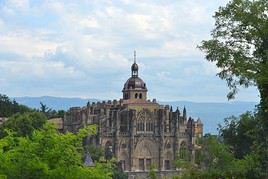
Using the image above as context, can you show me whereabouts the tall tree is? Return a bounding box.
[199,0,268,176]
[40,102,51,114]
[199,0,268,112]
[218,113,256,159]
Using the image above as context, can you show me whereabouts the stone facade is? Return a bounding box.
[64,53,203,178]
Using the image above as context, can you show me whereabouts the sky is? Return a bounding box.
[0,0,260,102]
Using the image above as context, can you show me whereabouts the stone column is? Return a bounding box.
[130,110,136,171]
[158,109,165,171]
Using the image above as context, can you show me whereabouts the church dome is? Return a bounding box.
[122,51,148,94]
[123,77,147,91]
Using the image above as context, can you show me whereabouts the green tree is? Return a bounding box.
[175,135,259,179]
[110,160,128,179]
[40,102,50,114]
[198,0,268,108]
[39,102,65,119]
[149,164,157,179]
[0,112,47,138]
[198,0,268,176]
[0,123,113,179]
[87,145,104,162]
[219,112,256,159]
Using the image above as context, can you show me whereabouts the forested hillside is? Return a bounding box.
[0,94,31,117]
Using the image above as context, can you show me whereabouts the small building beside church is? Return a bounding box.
[64,52,203,178]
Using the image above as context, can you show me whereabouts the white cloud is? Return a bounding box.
[7,0,29,10]
[0,0,259,102]
[0,57,81,80]
[79,17,100,29]
[0,31,59,58]
[0,18,4,30]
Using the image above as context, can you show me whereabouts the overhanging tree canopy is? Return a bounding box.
[199,0,268,111]
[199,0,268,176]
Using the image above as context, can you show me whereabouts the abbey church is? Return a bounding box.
[64,52,203,178]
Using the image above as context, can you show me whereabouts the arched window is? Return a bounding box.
[137,122,145,132]
[135,93,138,98]
[180,142,187,160]
[145,122,154,131]
[139,93,142,99]
[105,141,113,160]
[121,143,127,149]
[124,93,129,99]
[120,118,128,132]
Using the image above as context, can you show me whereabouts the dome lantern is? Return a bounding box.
[131,50,138,77]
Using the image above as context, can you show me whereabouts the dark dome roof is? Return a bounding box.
[131,62,138,71]
[123,77,147,91]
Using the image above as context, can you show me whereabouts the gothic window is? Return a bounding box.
[146,159,151,170]
[145,122,154,131]
[139,159,145,170]
[164,160,171,170]
[120,118,128,132]
[180,142,187,160]
[135,93,138,98]
[150,122,154,131]
[137,111,145,132]
[122,143,127,149]
[120,160,126,171]
[139,93,142,99]
[166,143,171,149]
[137,111,154,133]
[107,117,112,128]
[137,122,144,131]
[124,93,129,99]
[105,141,113,160]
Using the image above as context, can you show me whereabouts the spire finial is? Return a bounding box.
[134,50,136,63]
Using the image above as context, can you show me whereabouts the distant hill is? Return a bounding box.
[13,96,257,134]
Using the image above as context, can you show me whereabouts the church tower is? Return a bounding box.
[122,51,148,101]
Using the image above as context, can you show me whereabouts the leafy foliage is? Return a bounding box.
[87,145,104,162]
[111,160,128,179]
[199,0,268,102]
[175,135,260,179]
[0,112,47,138]
[0,94,31,117]
[199,0,268,176]
[148,164,157,179]
[0,123,113,179]
[219,112,256,159]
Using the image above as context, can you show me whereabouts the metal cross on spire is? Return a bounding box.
[134,50,136,63]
